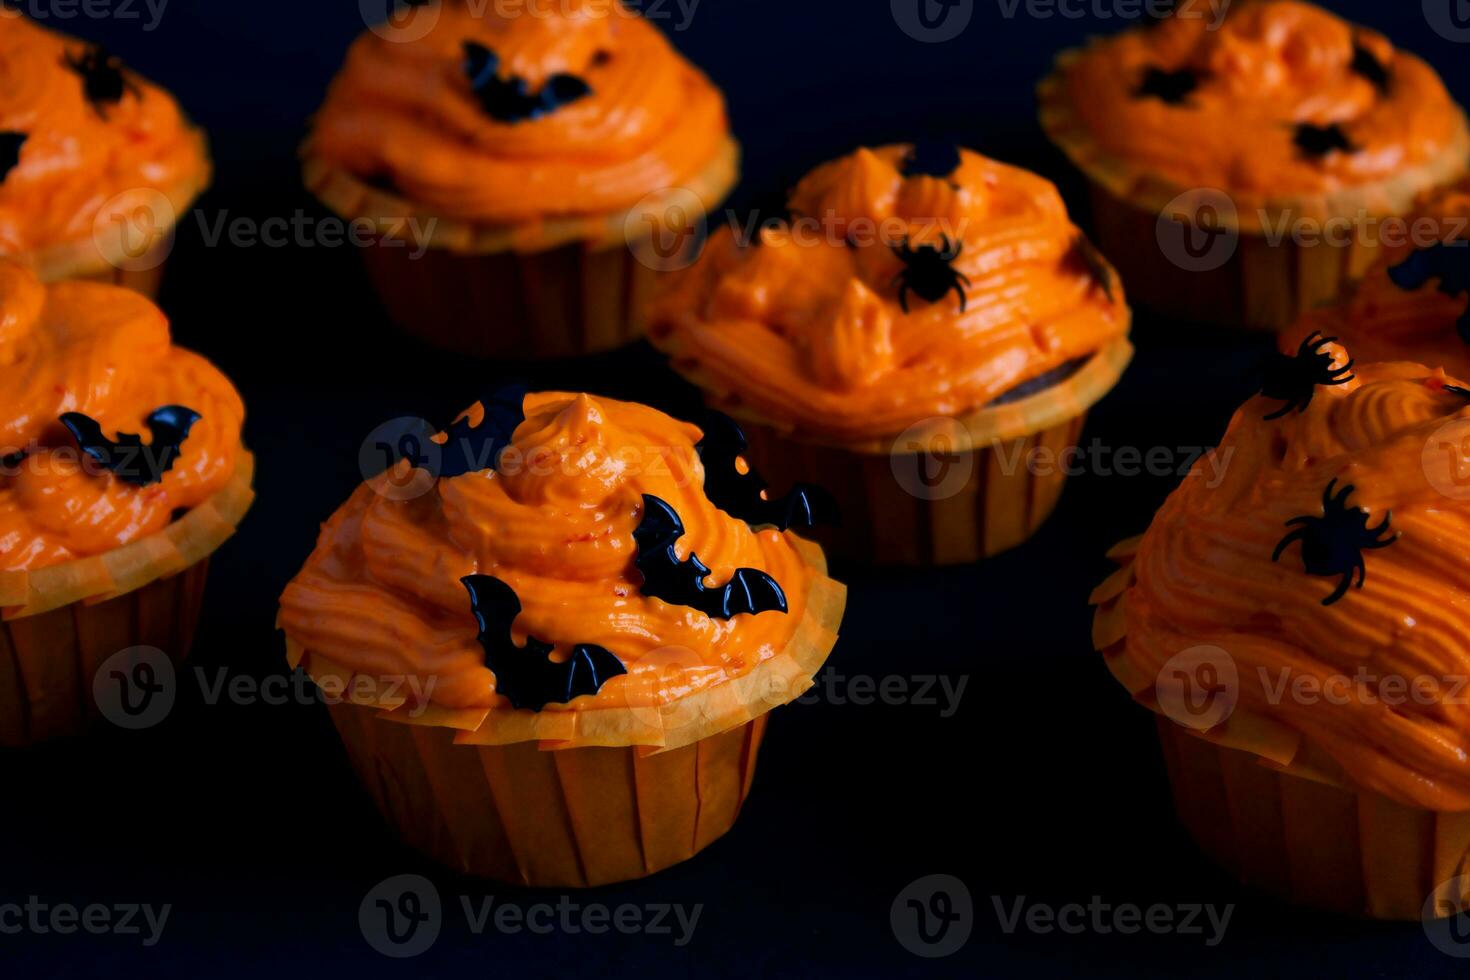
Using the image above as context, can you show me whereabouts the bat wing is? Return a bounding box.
[60,405,200,487]
[561,645,628,704]
[772,484,841,532]
[716,567,789,619]
[439,384,527,478]
[697,413,840,531]
[1388,248,1434,291]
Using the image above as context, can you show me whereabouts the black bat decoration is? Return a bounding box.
[695,412,839,532]
[462,574,626,712]
[462,41,591,123]
[1136,66,1199,105]
[1388,243,1470,346]
[900,140,962,181]
[60,405,201,487]
[1295,123,1356,158]
[633,495,788,620]
[0,449,24,472]
[64,45,139,117]
[1443,383,1470,399]
[1350,43,1390,94]
[437,383,527,478]
[0,131,26,182]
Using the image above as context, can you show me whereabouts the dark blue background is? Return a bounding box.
[4,1,1468,976]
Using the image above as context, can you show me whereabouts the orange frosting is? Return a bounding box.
[278,392,819,713]
[1057,1,1467,197]
[648,144,1129,445]
[306,0,730,225]
[0,261,244,570]
[1115,355,1470,810]
[1300,176,1470,372]
[0,15,209,256]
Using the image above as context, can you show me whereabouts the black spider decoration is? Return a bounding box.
[900,140,962,181]
[60,405,201,487]
[64,45,139,117]
[695,412,839,532]
[1273,479,1396,607]
[1259,332,1355,420]
[892,236,970,314]
[1388,243,1470,346]
[437,383,527,479]
[0,131,25,182]
[1443,383,1470,400]
[1136,66,1199,105]
[1350,43,1390,94]
[462,41,591,123]
[1294,123,1357,158]
[1070,234,1115,303]
[0,449,24,471]
[633,495,788,620]
[462,575,626,712]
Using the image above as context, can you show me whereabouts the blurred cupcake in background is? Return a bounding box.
[0,260,253,746]
[1039,0,1469,331]
[649,143,1132,566]
[0,14,211,295]
[1092,345,1470,919]
[304,0,739,359]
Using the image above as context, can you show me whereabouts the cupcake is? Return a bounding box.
[1040,0,1470,331]
[0,14,211,295]
[648,143,1133,566]
[0,260,253,746]
[1290,175,1470,371]
[304,0,738,359]
[1092,346,1470,919]
[277,387,844,887]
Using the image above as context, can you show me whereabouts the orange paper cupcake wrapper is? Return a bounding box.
[325,698,767,887]
[0,448,255,619]
[0,557,209,746]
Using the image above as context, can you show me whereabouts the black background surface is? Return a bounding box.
[4,0,1468,976]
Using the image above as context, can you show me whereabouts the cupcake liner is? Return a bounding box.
[325,697,767,888]
[1092,538,1470,919]
[1039,53,1470,331]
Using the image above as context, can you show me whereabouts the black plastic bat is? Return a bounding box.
[461,575,626,712]
[695,412,838,532]
[1136,66,1199,105]
[1350,43,1390,94]
[65,45,139,117]
[1070,234,1115,303]
[1388,243,1470,345]
[1295,123,1356,158]
[901,140,962,181]
[0,450,24,472]
[437,383,527,478]
[633,495,788,620]
[0,131,26,182]
[462,41,591,123]
[60,405,201,487]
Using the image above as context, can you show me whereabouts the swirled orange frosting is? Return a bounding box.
[1300,176,1470,372]
[1117,355,1470,810]
[278,392,818,712]
[1057,1,1468,196]
[0,14,209,256]
[648,144,1129,445]
[0,261,244,570]
[307,1,730,225]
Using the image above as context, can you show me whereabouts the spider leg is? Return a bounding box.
[897,283,911,314]
[1322,570,1354,607]
[1331,481,1356,509]
[951,280,967,314]
[1356,559,1367,589]
[1365,510,1396,547]
[1327,359,1356,384]
[1322,479,1339,509]
[1273,528,1308,562]
[1263,401,1293,421]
